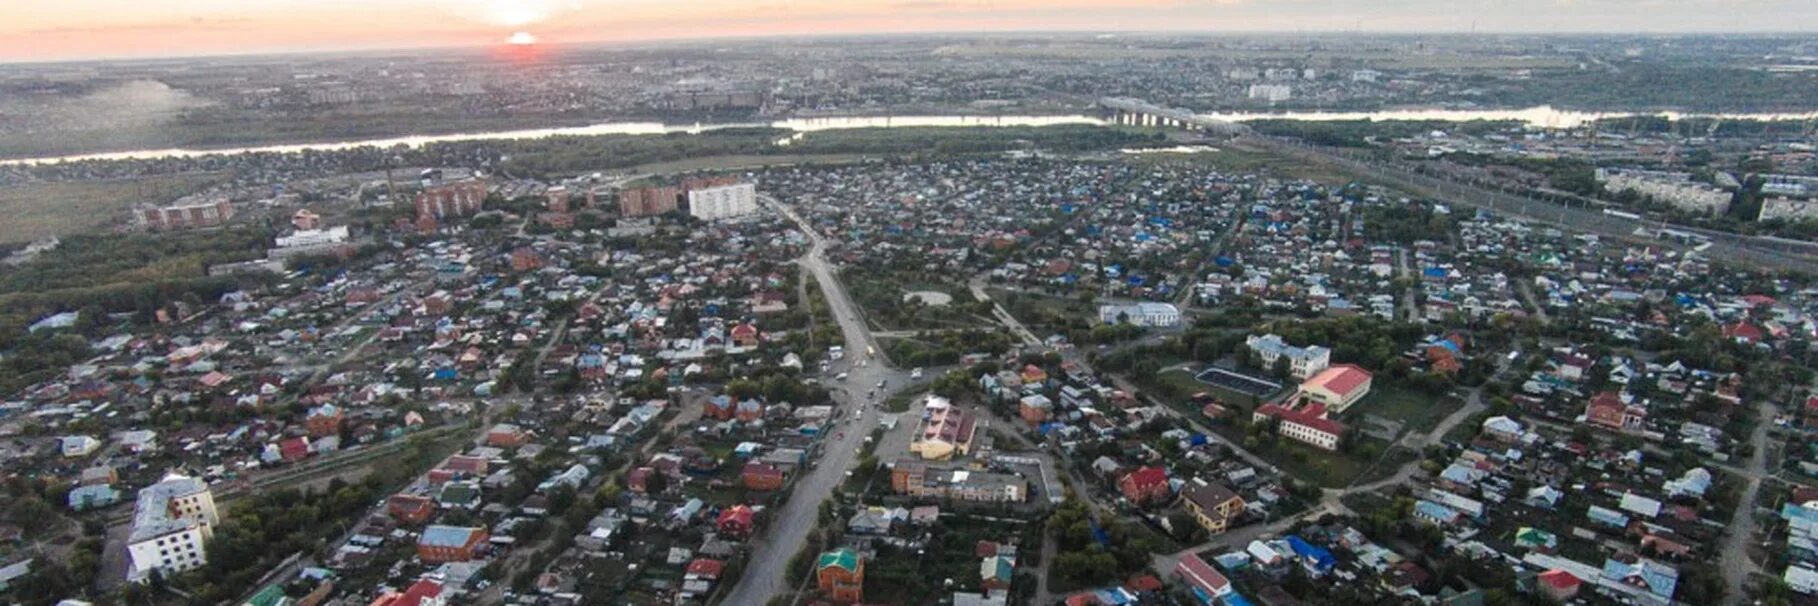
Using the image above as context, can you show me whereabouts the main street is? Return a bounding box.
[717,194,909,605]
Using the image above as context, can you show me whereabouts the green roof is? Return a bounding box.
[243,585,287,606]
[817,548,859,572]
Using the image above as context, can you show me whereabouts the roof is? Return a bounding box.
[817,548,860,572]
[1122,466,1168,489]
[1538,568,1582,589]
[419,525,483,548]
[1181,480,1242,512]
[1302,364,1371,398]
[128,473,210,543]
[1174,552,1230,595]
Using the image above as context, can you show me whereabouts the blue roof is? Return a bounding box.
[1285,535,1336,571]
[420,525,480,547]
[1220,592,1254,606]
[1423,267,1448,278]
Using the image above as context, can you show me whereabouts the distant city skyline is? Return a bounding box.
[5,0,1818,62]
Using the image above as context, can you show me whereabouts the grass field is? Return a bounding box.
[0,173,226,244]
[1133,144,1357,185]
[1347,384,1455,435]
[624,152,877,176]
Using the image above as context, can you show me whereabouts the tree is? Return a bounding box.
[643,471,669,495]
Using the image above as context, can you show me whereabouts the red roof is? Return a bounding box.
[1174,552,1230,595]
[717,505,755,527]
[1123,466,1168,490]
[1303,364,1371,398]
[687,558,726,578]
[1255,403,1343,436]
[1538,569,1582,589]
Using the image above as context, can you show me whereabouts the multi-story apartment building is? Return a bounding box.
[126,473,219,582]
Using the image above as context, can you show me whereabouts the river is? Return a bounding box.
[5,106,1815,166]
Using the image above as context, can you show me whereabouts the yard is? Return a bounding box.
[1344,383,1458,436]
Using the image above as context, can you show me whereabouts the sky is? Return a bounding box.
[4,0,1818,62]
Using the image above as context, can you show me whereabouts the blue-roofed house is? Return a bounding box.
[1587,505,1631,529]
[1600,555,1678,606]
[1284,535,1336,576]
[1413,500,1463,526]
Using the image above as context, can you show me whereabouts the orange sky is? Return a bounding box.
[4,0,1815,62]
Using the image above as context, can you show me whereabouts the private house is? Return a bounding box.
[1117,466,1171,505]
[1180,478,1246,534]
[816,548,865,603]
[742,461,785,491]
[417,525,488,563]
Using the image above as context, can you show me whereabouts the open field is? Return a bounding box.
[0,173,226,244]
[624,152,877,176]
[1128,142,1358,185]
[1346,384,1456,435]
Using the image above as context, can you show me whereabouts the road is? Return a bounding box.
[1718,398,1776,601]
[717,194,909,606]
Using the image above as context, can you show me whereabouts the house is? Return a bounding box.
[1600,554,1678,605]
[1179,478,1246,534]
[417,525,488,563]
[729,323,760,347]
[717,505,755,537]
[1585,392,1645,433]
[1117,466,1171,505]
[742,461,785,491]
[1174,552,1232,602]
[61,436,101,458]
[387,494,436,525]
[1785,565,1818,596]
[1018,394,1053,425]
[1414,500,1464,526]
[980,554,1015,593]
[816,548,865,603]
[1534,569,1582,601]
[306,404,344,438]
[368,579,446,606]
[486,423,531,448]
[1297,364,1373,413]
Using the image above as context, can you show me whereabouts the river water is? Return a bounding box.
[6,106,1815,166]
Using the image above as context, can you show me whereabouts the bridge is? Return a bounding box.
[1097,97,1250,136]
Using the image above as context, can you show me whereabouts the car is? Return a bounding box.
[877,379,888,388]
[910,367,923,379]
[836,372,849,381]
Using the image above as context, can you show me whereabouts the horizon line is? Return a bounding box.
[7,26,1818,66]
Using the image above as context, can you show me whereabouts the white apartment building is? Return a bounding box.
[1245,334,1332,380]
[126,473,219,582]
[687,183,758,221]
[1247,84,1292,103]
[1759,197,1818,222]
[1596,168,1731,215]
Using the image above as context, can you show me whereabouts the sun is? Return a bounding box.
[507,32,538,46]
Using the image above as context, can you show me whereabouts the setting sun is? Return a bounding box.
[507,31,537,46]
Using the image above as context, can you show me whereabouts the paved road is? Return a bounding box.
[717,194,909,606]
